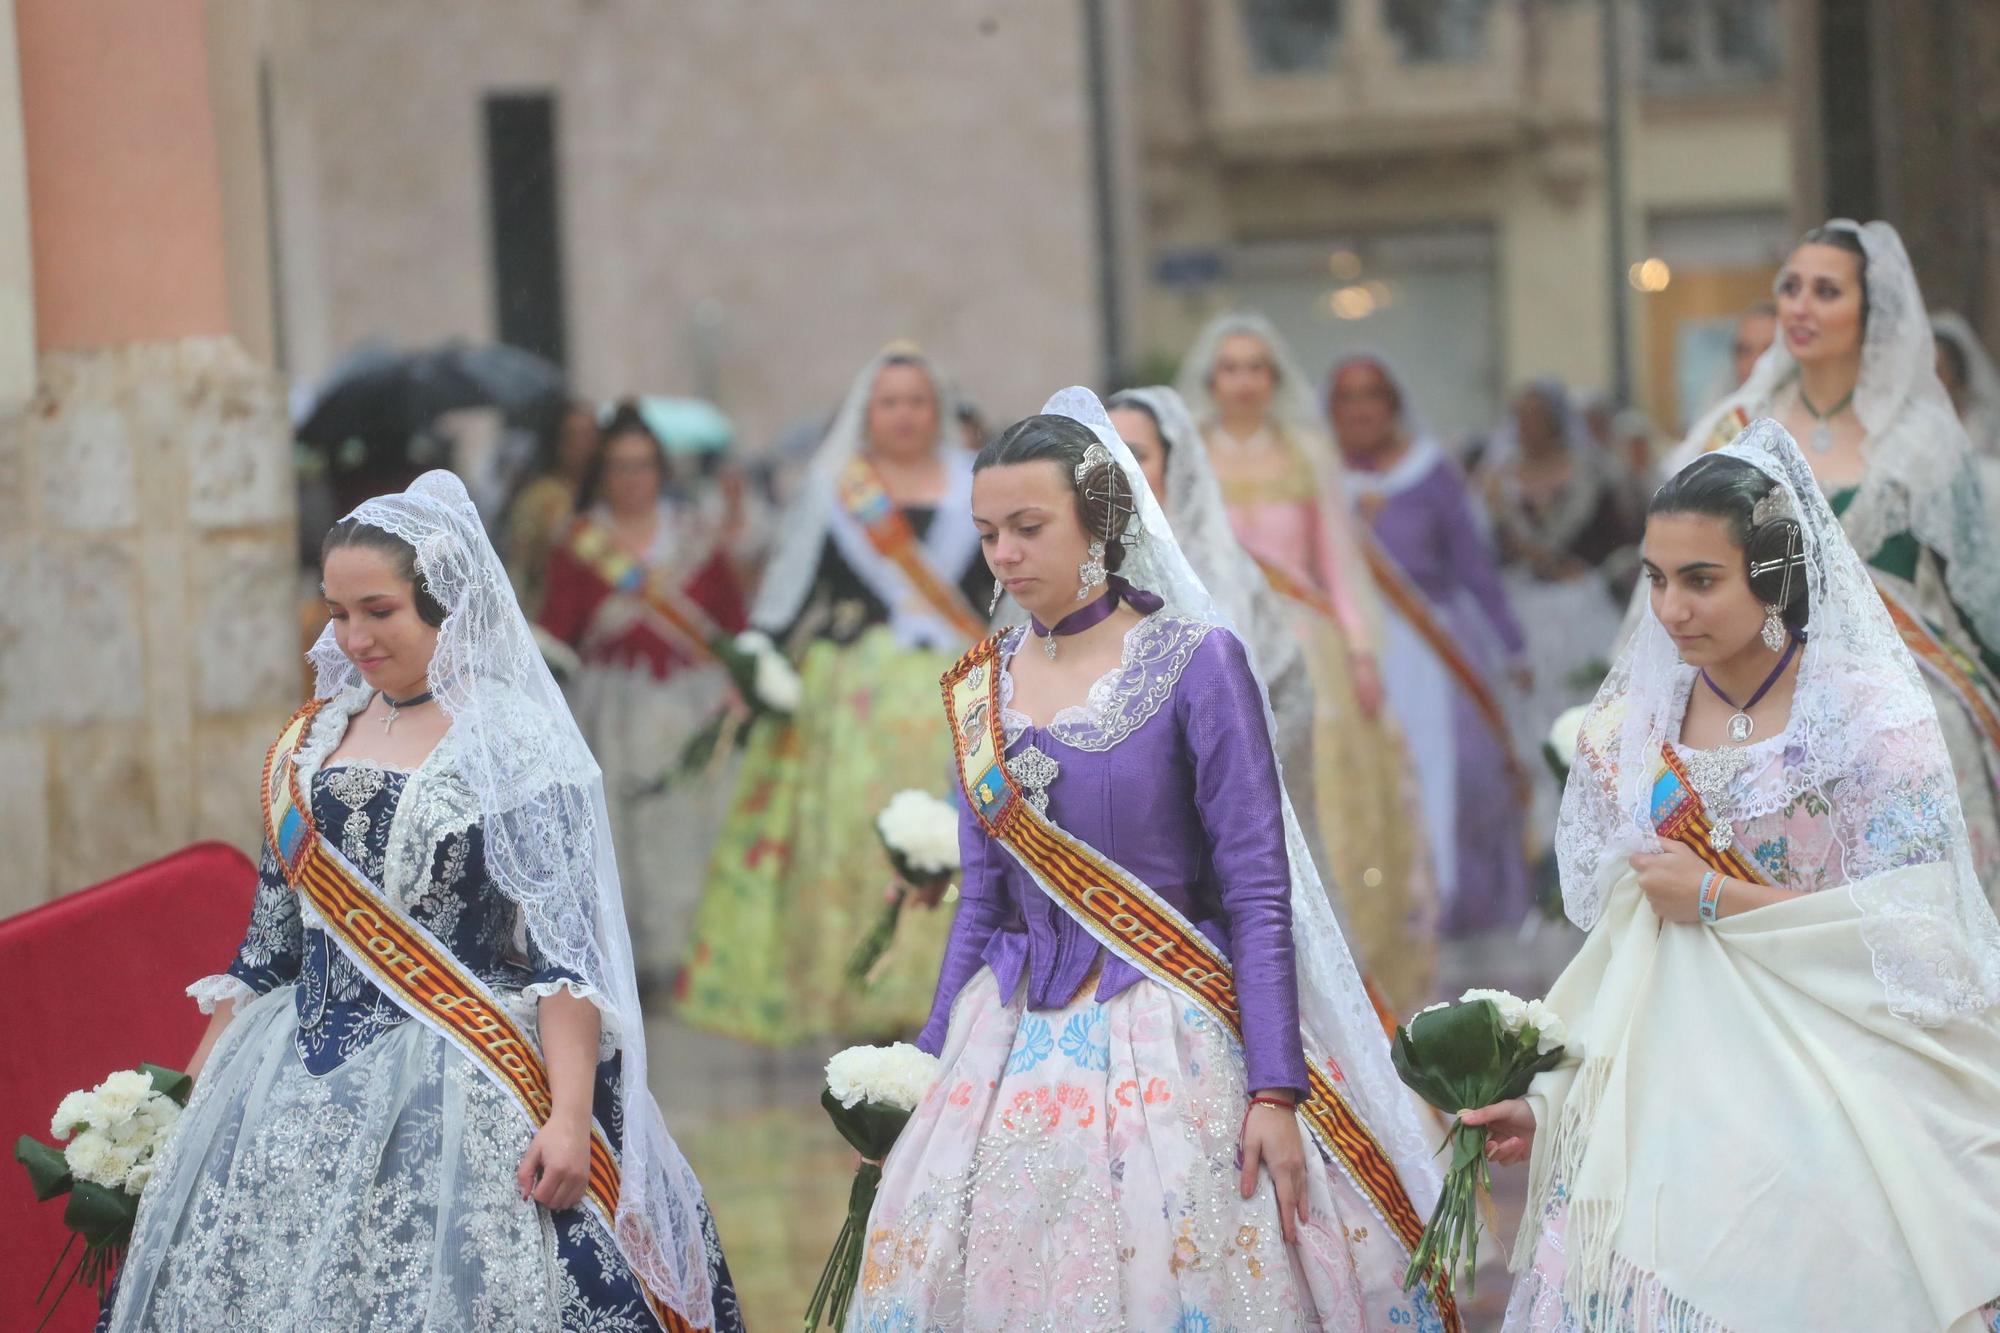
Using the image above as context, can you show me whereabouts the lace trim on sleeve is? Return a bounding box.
[187,974,258,1015]
[512,977,621,1061]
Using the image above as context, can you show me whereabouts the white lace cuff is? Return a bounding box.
[515,978,621,1061]
[187,975,258,1015]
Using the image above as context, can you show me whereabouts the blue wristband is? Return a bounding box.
[1698,870,1724,924]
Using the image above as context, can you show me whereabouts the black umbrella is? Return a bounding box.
[297,340,566,451]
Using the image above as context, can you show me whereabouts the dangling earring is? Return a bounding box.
[1077,540,1108,601]
[988,580,1005,616]
[1761,604,1787,652]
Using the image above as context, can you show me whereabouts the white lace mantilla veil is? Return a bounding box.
[749,343,966,635]
[1040,387,1441,1208]
[1559,420,2000,1026]
[1173,311,1384,646]
[1679,219,2000,651]
[1106,385,1308,717]
[308,471,714,1324]
[1931,308,2000,458]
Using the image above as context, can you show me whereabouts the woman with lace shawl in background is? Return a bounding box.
[677,344,995,1046]
[1671,220,2000,900]
[848,390,1455,1331]
[106,472,739,1332]
[1466,424,2000,1331]
[1175,313,1436,1017]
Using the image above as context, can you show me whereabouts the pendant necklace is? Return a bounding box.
[379,688,435,734]
[1030,580,1124,662]
[1700,630,1800,743]
[1798,383,1854,455]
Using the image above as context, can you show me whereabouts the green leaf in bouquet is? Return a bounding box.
[819,1087,915,1163]
[1393,1000,1509,1114]
[63,1179,138,1248]
[15,1137,73,1201]
[140,1063,194,1107]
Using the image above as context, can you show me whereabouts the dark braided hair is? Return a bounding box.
[974,414,1138,574]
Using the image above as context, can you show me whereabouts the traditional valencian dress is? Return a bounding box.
[106,473,739,1333]
[1674,219,2000,908]
[537,500,746,981]
[1506,423,2000,1332]
[1177,312,1437,1016]
[676,346,995,1045]
[847,390,1456,1333]
[1339,363,1533,937]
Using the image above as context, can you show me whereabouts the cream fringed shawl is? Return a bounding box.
[1508,862,2000,1332]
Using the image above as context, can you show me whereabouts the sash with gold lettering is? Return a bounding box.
[1697,406,2000,758]
[838,458,987,643]
[1648,741,1772,886]
[260,700,703,1333]
[940,637,1463,1332]
[564,517,722,668]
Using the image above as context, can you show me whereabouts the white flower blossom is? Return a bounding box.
[1523,999,1568,1054]
[50,1090,95,1140]
[733,630,775,657]
[63,1132,121,1189]
[824,1042,941,1112]
[91,1069,154,1124]
[126,1160,157,1196]
[1547,705,1590,768]
[876,790,961,876]
[752,649,803,713]
[1460,988,1530,1034]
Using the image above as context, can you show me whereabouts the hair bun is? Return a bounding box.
[1746,517,1808,610]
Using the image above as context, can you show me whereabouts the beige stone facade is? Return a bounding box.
[262,0,1101,444]
[0,339,295,916]
[1123,0,1797,439]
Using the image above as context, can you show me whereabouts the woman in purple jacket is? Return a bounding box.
[846,389,1453,1332]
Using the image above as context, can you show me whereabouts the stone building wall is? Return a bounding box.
[0,337,296,916]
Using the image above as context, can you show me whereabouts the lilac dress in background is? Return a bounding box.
[1354,439,1534,935]
[848,611,1449,1332]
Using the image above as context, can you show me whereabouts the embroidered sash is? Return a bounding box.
[261,700,702,1333]
[1649,741,1771,886]
[565,518,722,667]
[940,638,1463,1332]
[836,458,986,643]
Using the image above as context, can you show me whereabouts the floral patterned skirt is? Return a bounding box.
[676,627,960,1046]
[103,986,740,1333]
[847,967,1446,1333]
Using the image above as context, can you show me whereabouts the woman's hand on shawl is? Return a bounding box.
[1240,1094,1309,1244]
[1461,1099,1535,1165]
[518,1115,593,1211]
[1629,841,1708,923]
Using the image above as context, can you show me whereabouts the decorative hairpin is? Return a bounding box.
[1750,483,1796,528]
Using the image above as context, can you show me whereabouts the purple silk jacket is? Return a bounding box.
[916,610,1311,1096]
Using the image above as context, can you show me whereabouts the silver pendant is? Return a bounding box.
[1043,634,1058,662]
[1810,422,1833,454]
[1726,712,1754,743]
[1708,820,1735,853]
[381,706,399,734]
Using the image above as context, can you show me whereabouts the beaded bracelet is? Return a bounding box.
[1698,870,1725,924]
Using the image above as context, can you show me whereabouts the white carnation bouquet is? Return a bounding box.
[803,1042,942,1330]
[847,789,961,986]
[661,629,803,788]
[15,1063,193,1316]
[1391,990,1567,1301]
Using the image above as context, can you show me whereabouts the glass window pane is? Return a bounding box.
[1240,0,1344,73]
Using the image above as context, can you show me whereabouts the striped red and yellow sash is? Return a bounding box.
[261,700,702,1333]
[839,458,987,643]
[564,518,722,667]
[940,638,1463,1332]
[1877,582,2000,759]
[1649,741,1770,885]
[1357,539,1526,790]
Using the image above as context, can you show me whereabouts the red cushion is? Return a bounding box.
[0,842,257,1331]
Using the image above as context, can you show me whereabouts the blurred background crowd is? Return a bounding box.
[5,2,2000,1326]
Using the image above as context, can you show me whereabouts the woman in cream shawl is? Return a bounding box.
[1470,421,2000,1331]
